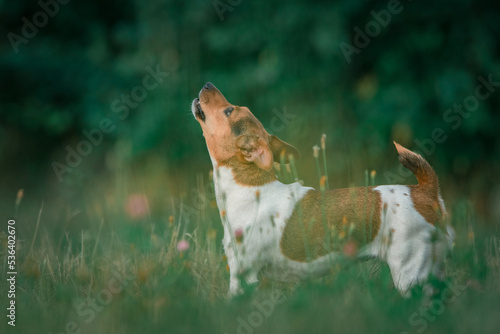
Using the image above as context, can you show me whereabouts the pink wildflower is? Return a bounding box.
[177,240,190,252]
[125,193,149,220]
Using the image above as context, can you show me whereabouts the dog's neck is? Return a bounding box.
[219,156,276,186]
[210,156,283,217]
[212,155,275,190]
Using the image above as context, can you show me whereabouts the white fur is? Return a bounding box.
[368,185,451,295]
[212,162,453,297]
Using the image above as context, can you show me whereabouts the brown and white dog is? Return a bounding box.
[191,82,454,297]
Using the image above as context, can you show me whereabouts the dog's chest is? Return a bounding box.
[213,166,311,256]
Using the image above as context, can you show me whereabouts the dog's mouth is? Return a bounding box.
[192,98,206,122]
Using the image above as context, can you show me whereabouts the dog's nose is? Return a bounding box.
[203,82,214,90]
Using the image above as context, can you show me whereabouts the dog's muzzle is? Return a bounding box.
[192,98,205,122]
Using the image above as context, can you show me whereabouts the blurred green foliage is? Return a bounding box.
[0,0,499,220]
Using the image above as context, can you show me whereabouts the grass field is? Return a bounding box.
[1,157,499,334]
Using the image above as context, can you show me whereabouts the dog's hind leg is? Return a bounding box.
[385,231,434,297]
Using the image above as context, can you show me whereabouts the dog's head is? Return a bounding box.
[192,82,299,172]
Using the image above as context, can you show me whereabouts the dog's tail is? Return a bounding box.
[393,141,439,196]
[393,142,453,240]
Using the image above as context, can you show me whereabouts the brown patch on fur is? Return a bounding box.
[231,117,253,136]
[280,187,382,262]
[408,185,443,226]
[219,156,276,186]
[390,189,395,193]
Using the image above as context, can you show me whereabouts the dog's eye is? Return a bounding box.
[224,107,234,117]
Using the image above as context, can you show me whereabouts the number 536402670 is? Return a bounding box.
[7,220,16,266]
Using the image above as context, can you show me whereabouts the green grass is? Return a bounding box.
[1,160,499,334]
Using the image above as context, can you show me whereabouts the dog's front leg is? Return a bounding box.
[225,244,242,297]
[225,245,259,298]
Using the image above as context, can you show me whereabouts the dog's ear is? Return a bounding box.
[269,135,300,162]
[236,134,274,171]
